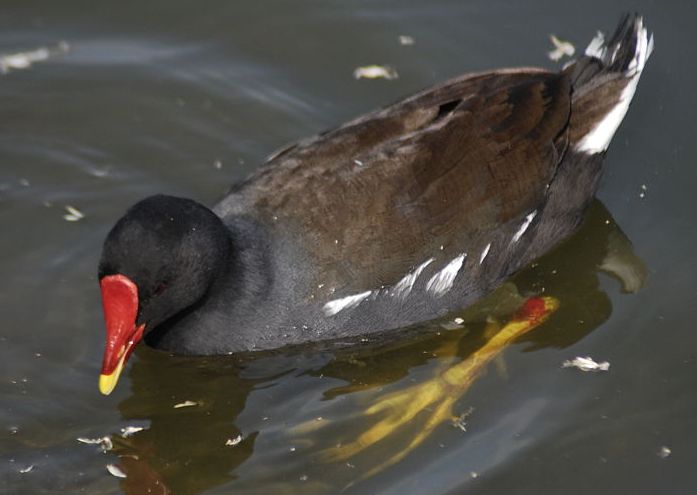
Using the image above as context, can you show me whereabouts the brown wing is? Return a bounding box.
[236,69,571,292]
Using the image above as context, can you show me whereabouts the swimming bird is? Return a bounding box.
[97,14,652,395]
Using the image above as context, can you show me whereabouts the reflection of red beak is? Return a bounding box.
[99,274,145,395]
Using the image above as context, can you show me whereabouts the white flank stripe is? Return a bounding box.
[391,258,434,298]
[323,290,373,316]
[576,19,653,154]
[426,254,466,296]
[511,211,537,244]
[479,243,491,264]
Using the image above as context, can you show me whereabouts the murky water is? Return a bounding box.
[2,1,696,494]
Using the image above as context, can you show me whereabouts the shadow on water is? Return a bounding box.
[110,200,645,494]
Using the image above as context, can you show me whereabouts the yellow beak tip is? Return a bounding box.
[99,373,118,395]
[99,355,126,396]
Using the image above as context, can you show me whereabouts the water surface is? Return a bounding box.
[2,1,696,494]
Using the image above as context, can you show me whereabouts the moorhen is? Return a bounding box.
[97,14,652,394]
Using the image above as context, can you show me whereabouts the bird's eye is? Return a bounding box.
[153,282,168,296]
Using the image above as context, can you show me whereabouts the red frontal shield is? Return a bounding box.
[99,274,144,394]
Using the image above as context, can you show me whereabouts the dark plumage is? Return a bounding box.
[97,15,652,372]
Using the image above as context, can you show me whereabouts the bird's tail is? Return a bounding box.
[565,13,654,154]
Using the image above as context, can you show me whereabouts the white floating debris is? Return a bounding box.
[639,184,648,199]
[106,464,127,478]
[173,400,198,408]
[77,436,113,451]
[398,35,415,46]
[452,406,474,432]
[120,426,145,438]
[225,435,242,446]
[562,356,610,372]
[63,205,85,222]
[18,465,34,474]
[548,34,575,62]
[0,42,69,74]
[353,65,399,80]
[214,160,223,170]
[657,446,672,459]
[454,317,465,325]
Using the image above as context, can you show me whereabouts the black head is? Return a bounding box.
[99,194,231,330]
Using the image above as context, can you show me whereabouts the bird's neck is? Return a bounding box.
[144,216,274,354]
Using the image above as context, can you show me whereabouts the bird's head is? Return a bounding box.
[97,195,230,395]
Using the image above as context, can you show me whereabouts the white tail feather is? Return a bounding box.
[576,18,653,154]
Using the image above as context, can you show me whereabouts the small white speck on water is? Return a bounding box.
[0,42,69,74]
[120,426,145,438]
[19,178,30,187]
[470,471,479,479]
[353,65,398,80]
[300,474,309,481]
[454,317,465,325]
[440,245,444,250]
[225,435,243,447]
[346,462,355,468]
[173,400,198,409]
[398,35,415,46]
[547,34,575,61]
[77,436,113,451]
[289,446,296,452]
[452,406,474,432]
[91,166,110,178]
[658,446,672,459]
[18,465,34,474]
[63,205,84,222]
[562,356,610,372]
[214,160,223,169]
[106,464,127,479]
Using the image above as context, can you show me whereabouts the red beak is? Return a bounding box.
[99,274,145,395]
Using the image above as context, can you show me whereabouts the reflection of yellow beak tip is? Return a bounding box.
[542,296,561,312]
[99,356,126,396]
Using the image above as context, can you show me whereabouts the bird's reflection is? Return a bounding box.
[110,200,645,494]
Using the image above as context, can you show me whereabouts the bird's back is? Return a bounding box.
[212,14,652,346]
